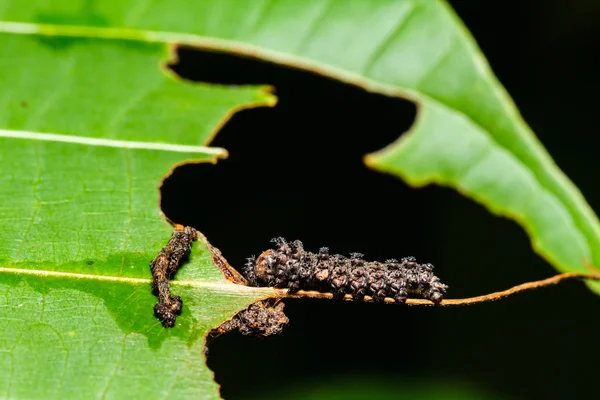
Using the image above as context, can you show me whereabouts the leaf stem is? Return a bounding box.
[278,272,600,306]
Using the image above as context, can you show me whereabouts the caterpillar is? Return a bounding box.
[211,300,289,337]
[150,225,198,327]
[243,237,448,304]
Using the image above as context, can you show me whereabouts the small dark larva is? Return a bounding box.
[150,225,198,327]
[204,300,289,355]
[243,238,448,304]
[213,300,289,337]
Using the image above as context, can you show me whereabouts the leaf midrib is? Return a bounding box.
[0,129,227,155]
[0,266,274,295]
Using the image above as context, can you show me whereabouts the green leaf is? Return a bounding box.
[0,5,277,399]
[1,0,599,398]
[0,242,273,399]
[4,0,598,283]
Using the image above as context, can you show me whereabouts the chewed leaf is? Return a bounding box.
[0,10,276,400]
[1,0,599,399]
[365,100,596,286]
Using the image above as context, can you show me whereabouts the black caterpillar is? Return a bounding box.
[243,238,448,304]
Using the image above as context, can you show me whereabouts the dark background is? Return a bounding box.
[162,1,600,399]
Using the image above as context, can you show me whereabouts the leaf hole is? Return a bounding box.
[159,46,593,400]
[163,46,425,268]
[162,47,450,398]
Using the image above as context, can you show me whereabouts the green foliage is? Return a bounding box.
[0,0,598,399]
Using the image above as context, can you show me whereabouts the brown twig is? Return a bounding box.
[278,272,600,306]
[196,230,248,284]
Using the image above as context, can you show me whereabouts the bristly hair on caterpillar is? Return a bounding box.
[243,237,448,304]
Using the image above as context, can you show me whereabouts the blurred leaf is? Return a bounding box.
[253,375,500,400]
[1,0,599,399]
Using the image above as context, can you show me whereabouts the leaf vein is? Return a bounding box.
[0,129,227,155]
[360,2,420,77]
[240,0,274,38]
[414,35,460,89]
[100,334,128,400]
[123,0,156,26]
[119,149,134,276]
[294,0,337,54]
[13,142,41,261]
[104,79,163,138]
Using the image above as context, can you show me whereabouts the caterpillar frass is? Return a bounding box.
[243,238,448,304]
